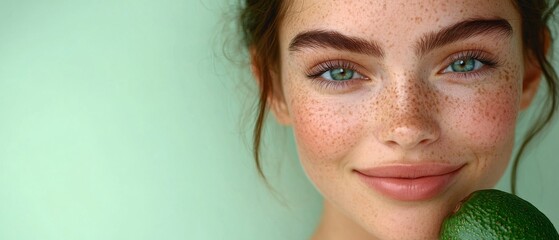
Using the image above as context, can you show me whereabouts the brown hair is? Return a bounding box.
[510,0,559,194]
[239,0,559,194]
[239,0,291,179]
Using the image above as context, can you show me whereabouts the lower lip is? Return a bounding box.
[356,169,461,201]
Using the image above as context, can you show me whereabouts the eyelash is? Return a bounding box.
[440,50,499,79]
[305,60,367,91]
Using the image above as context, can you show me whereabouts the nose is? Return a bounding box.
[376,78,440,150]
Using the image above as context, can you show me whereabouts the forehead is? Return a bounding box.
[281,0,521,45]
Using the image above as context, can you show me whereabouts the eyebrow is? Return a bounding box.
[415,18,513,56]
[288,30,384,57]
[288,18,513,58]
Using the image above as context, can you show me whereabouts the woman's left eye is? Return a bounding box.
[442,58,484,73]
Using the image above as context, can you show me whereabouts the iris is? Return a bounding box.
[328,68,354,81]
[450,58,477,72]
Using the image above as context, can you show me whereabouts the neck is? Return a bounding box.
[311,200,378,240]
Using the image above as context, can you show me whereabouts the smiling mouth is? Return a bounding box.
[354,163,465,201]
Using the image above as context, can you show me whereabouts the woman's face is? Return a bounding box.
[273,0,534,239]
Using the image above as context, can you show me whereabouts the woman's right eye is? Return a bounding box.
[320,68,365,81]
[305,60,370,91]
[307,60,368,81]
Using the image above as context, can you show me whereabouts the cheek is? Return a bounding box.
[288,94,366,166]
[454,88,518,148]
[445,71,521,184]
[462,71,520,148]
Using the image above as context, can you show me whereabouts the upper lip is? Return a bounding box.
[355,163,465,179]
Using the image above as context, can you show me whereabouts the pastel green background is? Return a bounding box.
[0,1,556,239]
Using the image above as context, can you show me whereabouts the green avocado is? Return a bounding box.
[440,189,559,240]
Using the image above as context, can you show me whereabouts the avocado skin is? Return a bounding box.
[440,189,559,240]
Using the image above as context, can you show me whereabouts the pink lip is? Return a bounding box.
[355,163,464,201]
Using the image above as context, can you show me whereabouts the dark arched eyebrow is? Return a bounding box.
[288,18,512,58]
[415,18,513,56]
[288,30,384,57]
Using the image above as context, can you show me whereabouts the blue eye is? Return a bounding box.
[321,68,364,81]
[443,58,484,73]
[306,60,369,91]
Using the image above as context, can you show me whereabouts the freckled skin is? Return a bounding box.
[272,1,532,239]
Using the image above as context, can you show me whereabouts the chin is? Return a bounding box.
[371,201,457,239]
[323,181,473,240]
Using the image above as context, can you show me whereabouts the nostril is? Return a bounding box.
[419,138,433,146]
[385,139,399,147]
